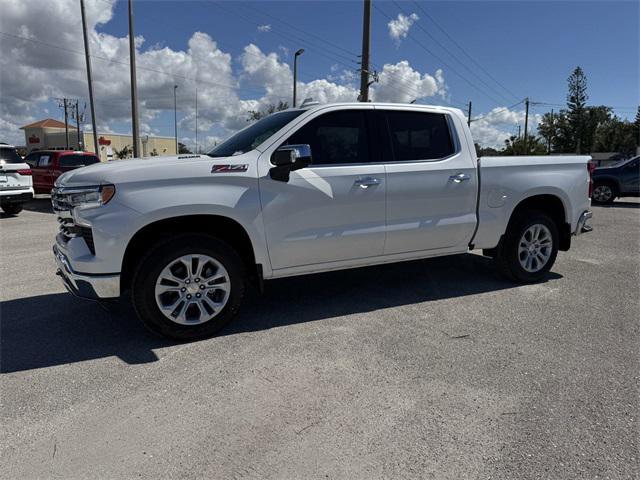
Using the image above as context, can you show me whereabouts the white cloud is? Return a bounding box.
[470,106,542,149]
[257,24,271,33]
[0,0,449,147]
[388,13,419,45]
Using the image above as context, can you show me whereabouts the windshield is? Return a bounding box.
[0,147,23,164]
[207,110,304,158]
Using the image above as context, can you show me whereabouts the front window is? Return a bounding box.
[0,147,23,164]
[284,110,371,165]
[207,110,304,158]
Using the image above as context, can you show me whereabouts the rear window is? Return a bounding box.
[59,154,100,168]
[384,111,455,161]
[0,147,23,164]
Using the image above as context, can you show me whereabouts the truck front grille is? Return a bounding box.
[57,217,95,255]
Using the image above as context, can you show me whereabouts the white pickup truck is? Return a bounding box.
[52,103,593,339]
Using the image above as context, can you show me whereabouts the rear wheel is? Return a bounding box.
[1,203,23,215]
[592,182,616,204]
[496,211,559,283]
[131,234,246,340]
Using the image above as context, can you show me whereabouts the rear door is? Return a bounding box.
[379,108,478,255]
[260,107,387,270]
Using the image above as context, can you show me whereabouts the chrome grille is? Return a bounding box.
[57,217,81,241]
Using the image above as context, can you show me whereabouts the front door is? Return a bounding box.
[259,108,386,271]
[379,108,478,255]
[620,157,639,194]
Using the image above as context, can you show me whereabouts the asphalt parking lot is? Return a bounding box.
[1,198,639,479]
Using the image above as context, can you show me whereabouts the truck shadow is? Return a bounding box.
[1,254,561,373]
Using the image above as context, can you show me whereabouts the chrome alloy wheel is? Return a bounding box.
[518,224,553,273]
[592,185,613,203]
[154,254,231,325]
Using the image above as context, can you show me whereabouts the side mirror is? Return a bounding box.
[270,144,312,182]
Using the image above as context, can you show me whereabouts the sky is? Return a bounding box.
[1,0,638,151]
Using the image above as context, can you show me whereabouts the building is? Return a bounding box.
[20,119,177,161]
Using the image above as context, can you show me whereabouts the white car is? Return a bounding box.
[51,102,593,340]
[0,144,34,215]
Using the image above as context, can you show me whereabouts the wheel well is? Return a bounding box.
[121,215,257,292]
[509,194,571,251]
[593,177,619,194]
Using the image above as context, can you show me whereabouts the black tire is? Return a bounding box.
[591,182,616,204]
[131,234,246,340]
[495,210,559,283]
[1,203,23,215]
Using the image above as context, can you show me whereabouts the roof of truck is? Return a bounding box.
[293,102,465,117]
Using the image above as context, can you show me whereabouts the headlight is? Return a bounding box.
[60,184,116,210]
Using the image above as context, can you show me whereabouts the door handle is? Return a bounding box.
[449,173,471,183]
[354,177,381,188]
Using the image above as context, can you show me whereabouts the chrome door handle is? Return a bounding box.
[449,173,471,183]
[354,177,381,188]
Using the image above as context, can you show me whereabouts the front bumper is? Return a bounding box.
[574,210,593,235]
[53,244,120,300]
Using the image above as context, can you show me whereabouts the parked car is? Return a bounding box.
[0,143,33,215]
[51,103,593,340]
[591,155,640,204]
[24,150,101,194]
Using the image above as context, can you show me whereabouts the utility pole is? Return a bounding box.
[174,85,178,154]
[523,97,530,155]
[128,0,140,158]
[80,0,99,155]
[548,109,554,154]
[293,49,304,107]
[359,0,371,102]
[195,86,198,154]
[467,101,472,127]
[75,101,82,149]
[63,99,69,149]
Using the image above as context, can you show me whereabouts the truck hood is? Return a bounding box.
[55,153,253,187]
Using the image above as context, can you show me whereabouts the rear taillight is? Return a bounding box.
[587,162,596,197]
[17,168,32,176]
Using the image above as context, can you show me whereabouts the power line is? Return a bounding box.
[392,0,515,104]
[470,99,526,123]
[411,1,521,102]
[373,3,506,106]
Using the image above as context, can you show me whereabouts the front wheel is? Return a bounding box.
[1,203,24,215]
[495,211,559,283]
[131,234,246,340]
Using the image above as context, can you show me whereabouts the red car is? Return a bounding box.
[24,150,101,194]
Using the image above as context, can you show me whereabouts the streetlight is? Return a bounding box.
[293,49,304,108]
[173,85,178,154]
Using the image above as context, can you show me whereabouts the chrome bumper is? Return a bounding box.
[575,210,593,235]
[53,244,120,300]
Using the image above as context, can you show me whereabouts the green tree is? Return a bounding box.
[566,66,588,153]
[247,101,289,122]
[178,142,192,154]
[113,145,132,159]
[594,117,637,156]
[503,134,547,155]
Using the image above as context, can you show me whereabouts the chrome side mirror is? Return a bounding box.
[270,144,312,182]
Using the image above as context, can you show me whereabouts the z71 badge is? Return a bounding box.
[211,164,249,173]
